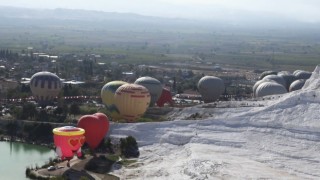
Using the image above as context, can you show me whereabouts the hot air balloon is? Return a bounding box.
[262,75,286,87]
[255,82,287,97]
[259,70,277,80]
[293,70,304,76]
[156,88,173,107]
[114,84,150,122]
[134,77,162,107]
[278,74,296,91]
[277,71,291,76]
[252,79,275,97]
[77,113,110,151]
[289,79,306,92]
[197,76,224,103]
[294,71,312,80]
[53,126,85,166]
[101,81,127,120]
[30,71,62,106]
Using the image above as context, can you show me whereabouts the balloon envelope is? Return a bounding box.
[101,81,127,120]
[294,71,312,80]
[134,77,162,107]
[30,71,62,106]
[53,126,85,160]
[259,71,277,80]
[114,84,151,122]
[278,74,296,90]
[255,82,287,97]
[262,75,286,88]
[77,113,110,150]
[293,70,303,76]
[289,79,306,92]
[101,81,127,106]
[198,76,224,103]
[252,79,275,97]
[157,88,173,107]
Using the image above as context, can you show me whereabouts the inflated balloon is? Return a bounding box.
[293,70,303,76]
[262,75,286,87]
[255,82,287,97]
[156,88,173,107]
[277,71,291,76]
[294,71,312,80]
[114,84,150,122]
[278,74,296,90]
[94,112,110,123]
[53,126,85,161]
[259,71,277,80]
[197,76,224,103]
[289,79,306,92]
[252,79,275,97]
[134,77,162,107]
[30,71,62,106]
[77,113,110,150]
[101,81,127,120]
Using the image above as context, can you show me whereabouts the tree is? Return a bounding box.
[11,106,22,119]
[21,103,37,120]
[173,77,177,92]
[69,103,81,117]
[53,106,64,115]
[177,85,183,94]
[6,121,19,136]
[37,109,49,122]
[28,123,53,142]
[104,138,114,154]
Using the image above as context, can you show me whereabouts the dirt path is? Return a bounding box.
[34,155,119,180]
[34,157,88,177]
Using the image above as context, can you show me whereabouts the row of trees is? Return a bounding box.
[4,102,100,123]
[3,121,53,143]
[0,49,18,59]
[5,82,102,100]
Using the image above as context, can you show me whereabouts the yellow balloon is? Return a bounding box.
[101,81,127,120]
[101,81,127,106]
[114,84,150,122]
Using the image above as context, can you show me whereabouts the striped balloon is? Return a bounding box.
[30,71,62,106]
[114,84,150,122]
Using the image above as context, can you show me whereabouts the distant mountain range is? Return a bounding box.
[0,6,318,31]
[0,6,195,25]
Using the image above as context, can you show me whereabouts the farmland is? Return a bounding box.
[0,7,319,72]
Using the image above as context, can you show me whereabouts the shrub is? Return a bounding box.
[105,138,114,154]
[25,167,31,176]
[120,136,139,158]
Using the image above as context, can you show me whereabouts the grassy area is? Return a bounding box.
[106,154,120,162]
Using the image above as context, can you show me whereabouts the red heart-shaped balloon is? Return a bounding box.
[69,138,79,147]
[77,113,110,150]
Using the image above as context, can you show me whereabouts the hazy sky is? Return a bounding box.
[0,0,320,22]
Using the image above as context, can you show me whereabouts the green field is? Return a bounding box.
[0,15,319,71]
